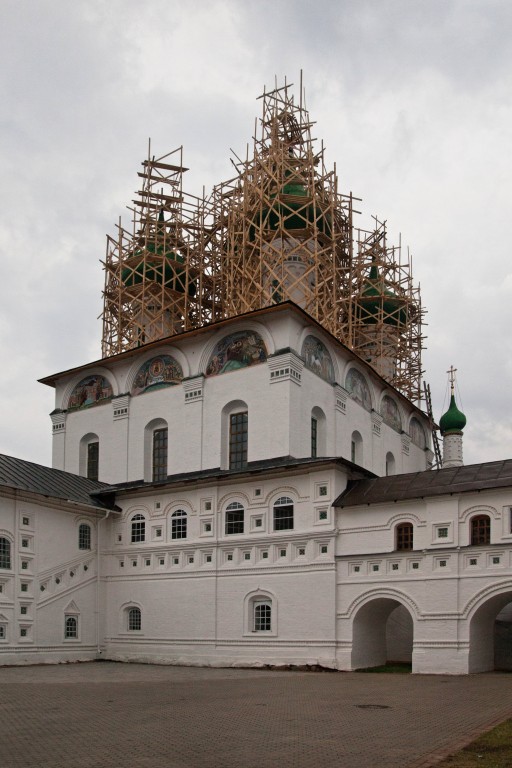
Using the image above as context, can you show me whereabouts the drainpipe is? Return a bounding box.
[96,510,111,656]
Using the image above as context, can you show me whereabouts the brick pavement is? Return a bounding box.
[1,662,512,768]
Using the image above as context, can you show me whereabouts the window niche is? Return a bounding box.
[220,400,249,470]
[143,418,168,482]
[79,433,100,480]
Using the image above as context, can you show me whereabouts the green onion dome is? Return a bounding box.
[248,178,332,241]
[356,264,408,326]
[121,242,196,297]
[439,394,467,435]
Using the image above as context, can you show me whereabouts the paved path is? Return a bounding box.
[1,662,512,768]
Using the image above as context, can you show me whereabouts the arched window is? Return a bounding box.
[253,600,272,632]
[471,515,491,546]
[78,524,91,550]
[79,433,100,480]
[0,538,11,569]
[229,412,248,470]
[225,502,244,535]
[350,431,363,465]
[273,497,294,531]
[311,407,326,458]
[131,514,146,543]
[396,523,413,551]
[386,452,396,476]
[171,510,187,540]
[127,607,141,631]
[153,427,168,482]
[64,616,78,639]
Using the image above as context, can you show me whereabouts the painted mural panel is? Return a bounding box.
[206,331,267,376]
[132,355,183,396]
[410,417,427,449]
[345,369,372,412]
[68,375,113,410]
[301,335,335,383]
[381,396,402,432]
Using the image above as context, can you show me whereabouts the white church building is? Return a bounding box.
[1,82,512,674]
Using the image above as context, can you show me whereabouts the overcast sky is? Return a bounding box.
[1,0,511,467]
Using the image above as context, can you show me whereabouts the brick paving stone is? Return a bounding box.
[1,663,512,767]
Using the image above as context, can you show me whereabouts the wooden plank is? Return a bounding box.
[137,190,183,203]
[143,160,189,172]
[137,172,179,185]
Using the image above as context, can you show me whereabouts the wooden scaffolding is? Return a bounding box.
[100,79,424,402]
[101,146,222,357]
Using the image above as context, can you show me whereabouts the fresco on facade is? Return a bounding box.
[206,331,267,376]
[131,355,183,396]
[381,396,402,432]
[68,375,113,410]
[410,417,427,449]
[345,369,372,412]
[301,335,335,383]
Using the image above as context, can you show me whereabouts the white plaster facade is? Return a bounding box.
[2,304,511,673]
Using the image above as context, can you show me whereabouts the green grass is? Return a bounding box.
[437,719,512,767]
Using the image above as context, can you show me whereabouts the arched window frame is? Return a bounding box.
[311,406,326,458]
[127,606,142,632]
[225,501,245,535]
[350,431,363,465]
[171,510,188,540]
[78,523,91,550]
[471,514,491,546]
[244,590,277,636]
[221,400,249,470]
[79,433,100,480]
[131,514,146,544]
[396,522,414,551]
[386,452,396,476]
[273,496,294,532]
[0,537,12,569]
[143,419,168,482]
[64,615,78,640]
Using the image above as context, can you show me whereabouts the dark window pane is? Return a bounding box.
[254,602,271,631]
[87,442,99,481]
[78,524,91,550]
[0,538,11,569]
[153,428,168,482]
[229,413,248,470]
[172,510,187,539]
[225,503,244,534]
[128,607,141,631]
[131,514,145,543]
[471,515,490,546]
[273,499,294,531]
[396,523,413,551]
[311,417,317,458]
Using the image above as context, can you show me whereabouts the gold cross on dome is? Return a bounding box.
[447,365,457,392]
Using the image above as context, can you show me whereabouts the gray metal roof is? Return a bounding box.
[334,459,512,508]
[0,454,117,510]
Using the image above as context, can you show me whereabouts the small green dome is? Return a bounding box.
[439,394,466,434]
[356,264,408,326]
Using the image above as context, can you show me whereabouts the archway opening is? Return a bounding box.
[352,598,413,671]
[469,592,512,673]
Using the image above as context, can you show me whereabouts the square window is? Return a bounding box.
[0,626,5,639]
[118,535,122,542]
[21,561,28,570]
[279,549,287,558]
[227,554,233,562]
[20,606,27,615]
[21,539,29,548]
[412,562,419,570]
[469,558,477,566]
[204,501,212,511]
[262,551,269,559]
[437,527,449,538]
[372,564,379,572]
[120,561,124,568]
[21,583,28,592]
[254,518,262,528]
[188,556,194,564]
[354,565,360,573]
[132,560,137,567]
[20,628,27,637]
[145,559,151,567]
[173,557,179,565]
[319,485,327,497]
[155,528,162,538]
[319,510,328,521]
[392,563,399,571]
[439,560,447,568]
[22,517,29,526]
[244,552,250,561]
[298,547,306,556]
[159,558,165,566]
[206,555,212,563]
[320,545,328,554]
[204,523,212,533]
[493,556,501,565]
[254,488,262,497]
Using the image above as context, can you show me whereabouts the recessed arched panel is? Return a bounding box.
[206,331,267,376]
[381,396,402,432]
[409,417,426,449]
[131,354,183,396]
[67,375,113,410]
[345,369,372,412]
[301,335,335,383]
